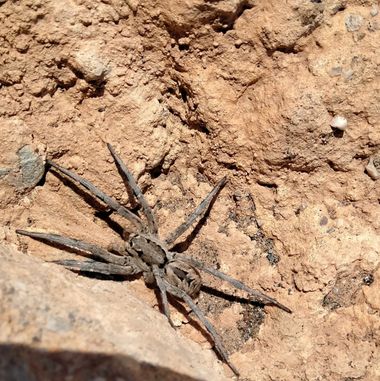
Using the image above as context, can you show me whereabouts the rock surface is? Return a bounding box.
[0,0,379,380]
[0,245,227,381]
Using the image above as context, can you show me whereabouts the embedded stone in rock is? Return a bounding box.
[330,115,348,131]
[71,46,110,83]
[17,145,45,190]
[365,157,380,180]
[0,145,45,191]
[345,14,364,32]
[370,5,379,17]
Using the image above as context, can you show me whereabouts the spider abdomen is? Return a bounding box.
[165,260,202,297]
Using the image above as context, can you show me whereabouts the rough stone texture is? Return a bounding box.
[17,146,45,189]
[70,44,110,83]
[0,245,227,381]
[0,118,46,207]
[0,0,379,380]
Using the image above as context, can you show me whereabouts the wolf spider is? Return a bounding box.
[17,143,291,376]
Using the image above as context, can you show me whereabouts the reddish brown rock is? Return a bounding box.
[0,0,379,380]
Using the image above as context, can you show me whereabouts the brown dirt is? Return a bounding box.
[1,0,379,380]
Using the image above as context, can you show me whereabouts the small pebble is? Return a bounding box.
[71,46,110,83]
[126,0,138,12]
[330,115,348,131]
[370,5,379,17]
[343,69,354,80]
[353,32,366,42]
[17,146,45,189]
[266,251,280,265]
[345,14,363,32]
[362,273,374,286]
[365,157,380,180]
[328,66,342,77]
[178,37,190,47]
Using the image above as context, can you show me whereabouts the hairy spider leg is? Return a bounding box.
[47,160,144,231]
[178,255,292,313]
[51,258,141,276]
[107,143,158,235]
[152,265,176,328]
[165,177,227,247]
[163,280,240,376]
[16,230,139,268]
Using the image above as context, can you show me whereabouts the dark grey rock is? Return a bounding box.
[17,145,45,190]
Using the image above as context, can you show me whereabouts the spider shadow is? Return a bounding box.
[171,181,225,254]
[27,234,140,282]
[49,169,138,239]
[151,288,210,346]
[171,215,206,253]
[111,157,142,210]
[201,285,266,308]
[153,285,264,360]
[68,269,141,283]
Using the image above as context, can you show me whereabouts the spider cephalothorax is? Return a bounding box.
[17,143,291,376]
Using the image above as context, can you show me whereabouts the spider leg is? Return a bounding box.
[16,230,134,267]
[152,265,175,328]
[177,255,292,313]
[52,258,141,276]
[47,160,144,231]
[165,177,227,247]
[107,143,158,235]
[163,280,239,376]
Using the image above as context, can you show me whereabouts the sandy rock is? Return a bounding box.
[0,244,227,381]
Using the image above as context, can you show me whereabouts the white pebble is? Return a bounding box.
[370,5,379,17]
[330,115,348,131]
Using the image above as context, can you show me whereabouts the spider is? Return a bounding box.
[16,143,291,376]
